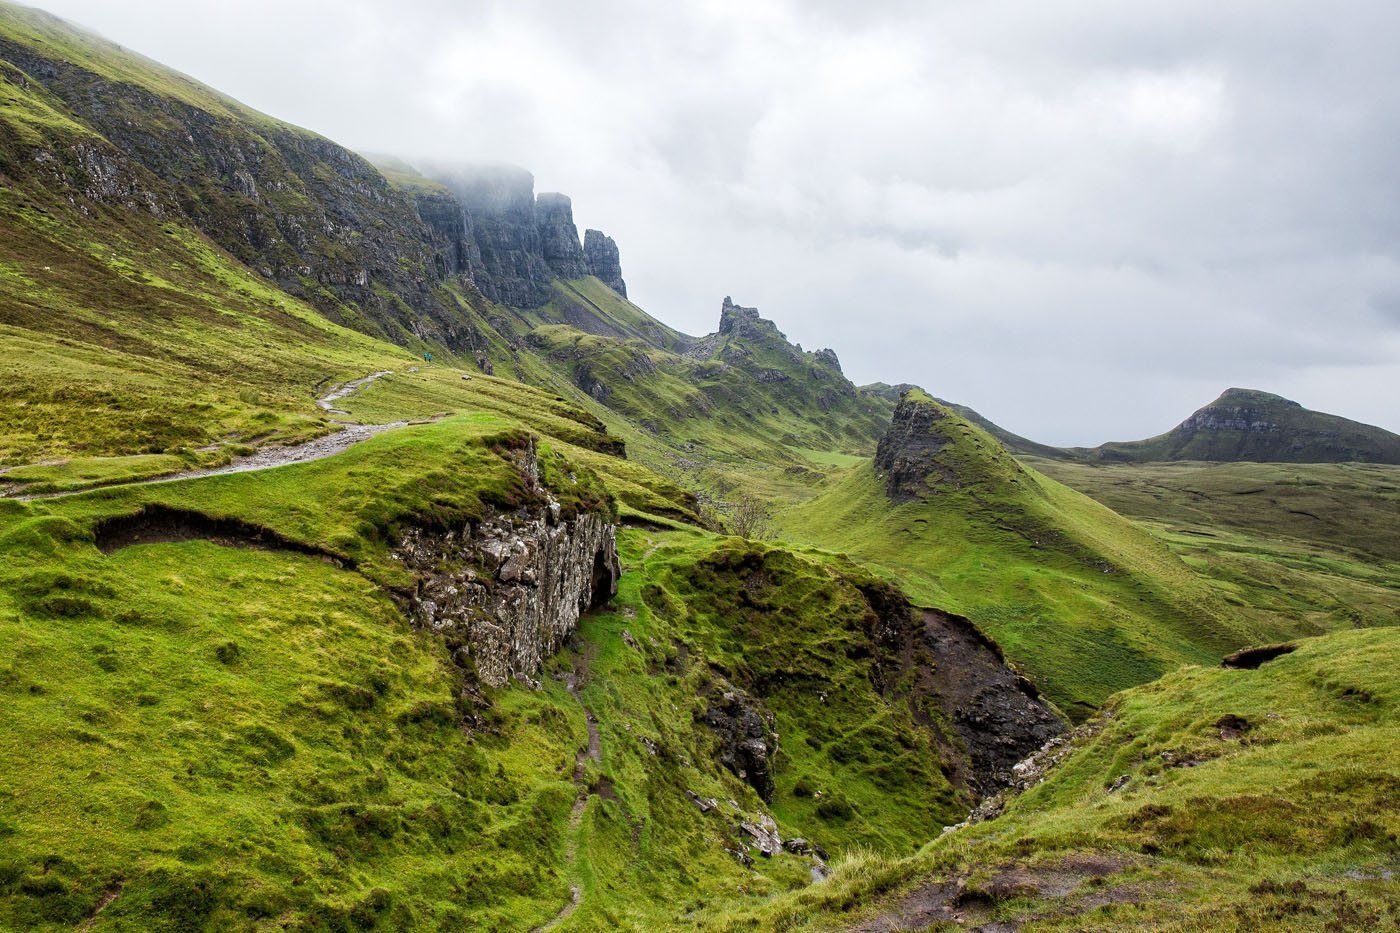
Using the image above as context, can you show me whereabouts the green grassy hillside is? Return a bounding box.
[718,625,1400,930]
[3,4,1396,929]
[1030,458,1400,637]
[780,395,1272,716]
[0,422,988,928]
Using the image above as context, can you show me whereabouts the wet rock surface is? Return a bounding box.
[917,609,1066,793]
[862,581,1066,796]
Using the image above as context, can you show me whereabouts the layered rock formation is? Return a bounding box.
[536,192,588,279]
[416,164,629,310]
[393,442,621,688]
[583,228,627,297]
[425,163,555,308]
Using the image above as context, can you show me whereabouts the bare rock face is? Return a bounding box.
[393,445,620,688]
[583,228,627,297]
[873,392,956,502]
[426,163,556,309]
[705,689,778,802]
[915,609,1065,793]
[535,193,588,279]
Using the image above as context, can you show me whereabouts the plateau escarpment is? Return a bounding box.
[414,162,630,311]
[0,18,471,346]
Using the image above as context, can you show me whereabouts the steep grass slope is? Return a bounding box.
[719,626,1400,930]
[780,393,1258,716]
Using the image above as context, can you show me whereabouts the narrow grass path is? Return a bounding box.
[539,642,602,931]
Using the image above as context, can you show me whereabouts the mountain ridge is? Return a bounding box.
[932,387,1400,465]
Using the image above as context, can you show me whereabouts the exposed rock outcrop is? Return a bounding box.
[427,163,556,309]
[536,193,588,279]
[874,391,957,501]
[915,609,1066,792]
[583,228,627,297]
[860,580,1066,795]
[715,296,793,351]
[704,689,778,802]
[393,442,620,689]
[419,165,600,309]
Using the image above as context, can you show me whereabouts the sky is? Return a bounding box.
[31,0,1400,444]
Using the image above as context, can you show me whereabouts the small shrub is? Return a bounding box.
[817,796,855,821]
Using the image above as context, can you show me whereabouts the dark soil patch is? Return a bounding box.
[852,853,1133,932]
[1221,643,1297,669]
[93,504,352,567]
[916,609,1066,793]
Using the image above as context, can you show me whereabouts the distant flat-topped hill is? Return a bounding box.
[1075,388,1400,464]
[924,388,1400,465]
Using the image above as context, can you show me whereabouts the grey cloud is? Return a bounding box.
[33,0,1400,443]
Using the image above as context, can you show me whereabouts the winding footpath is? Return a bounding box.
[7,371,412,502]
[538,645,603,932]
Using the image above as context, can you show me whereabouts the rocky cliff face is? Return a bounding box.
[913,609,1065,792]
[0,36,457,337]
[583,228,627,297]
[421,165,609,309]
[535,193,588,279]
[858,580,1066,794]
[425,163,555,309]
[393,442,621,689]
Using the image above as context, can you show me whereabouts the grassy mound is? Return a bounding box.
[779,397,1253,716]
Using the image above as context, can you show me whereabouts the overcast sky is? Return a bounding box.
[33,0,1400,444]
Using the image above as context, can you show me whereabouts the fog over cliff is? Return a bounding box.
[33,0,1400,444]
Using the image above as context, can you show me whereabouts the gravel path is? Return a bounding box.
[12,371,410,502]
[317,370,391,414]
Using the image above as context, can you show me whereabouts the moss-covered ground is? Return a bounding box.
[0,402,977,928]
[715,625,1400,930]
[776,401,1254,718]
